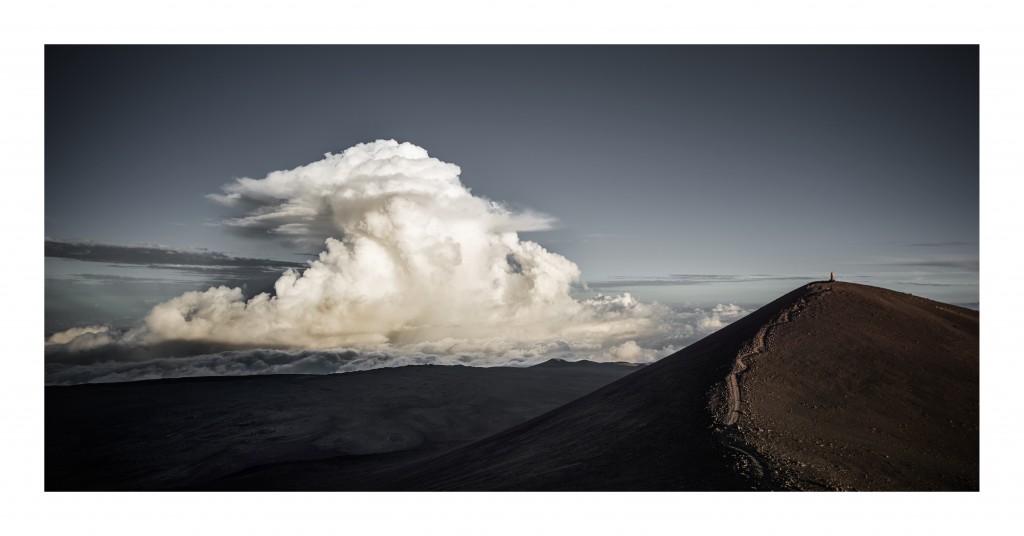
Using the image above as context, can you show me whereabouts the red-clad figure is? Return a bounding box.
[829,271,835,282]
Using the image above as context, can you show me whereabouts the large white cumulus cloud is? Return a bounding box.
[48,140,749,380]
[80,141,669,351]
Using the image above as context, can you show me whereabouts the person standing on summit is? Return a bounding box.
[830,272,835,282]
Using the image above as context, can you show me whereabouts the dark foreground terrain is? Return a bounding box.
[46,360,638,490]
[47,282,978,491]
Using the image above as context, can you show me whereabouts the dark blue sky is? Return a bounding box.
[45,46,979,328]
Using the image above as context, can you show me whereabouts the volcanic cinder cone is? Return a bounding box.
[390,282,979,491]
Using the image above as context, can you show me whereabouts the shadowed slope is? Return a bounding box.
[388,282,978,491]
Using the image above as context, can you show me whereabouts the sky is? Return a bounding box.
[43,45,979,382]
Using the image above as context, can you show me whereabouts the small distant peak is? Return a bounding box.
[531,358,575,368]
[531,358,645,369]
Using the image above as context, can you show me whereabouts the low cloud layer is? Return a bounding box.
[44,302,749,385]
[888,258,980,271]
[47,140,752,384]
[586,274,821,288]
[45,239,306,269]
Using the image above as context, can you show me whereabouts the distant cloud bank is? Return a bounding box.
[584,274,820,288]
[45,238,306,268]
